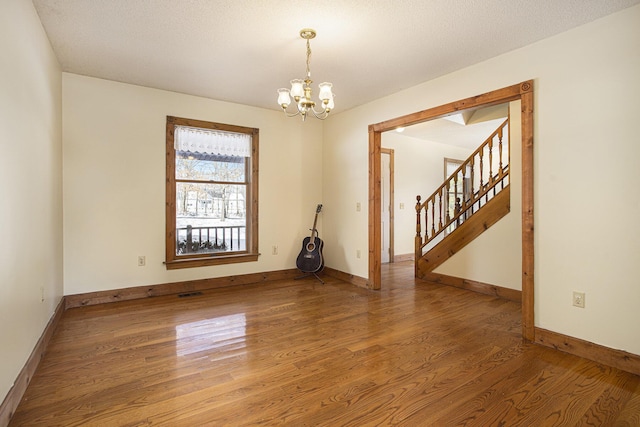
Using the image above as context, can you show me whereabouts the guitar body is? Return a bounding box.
[296,235,324,273]
[296,204,324,273]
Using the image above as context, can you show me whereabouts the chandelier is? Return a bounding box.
[277,29,334,121]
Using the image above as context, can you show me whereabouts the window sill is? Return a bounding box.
[165,253,260,270]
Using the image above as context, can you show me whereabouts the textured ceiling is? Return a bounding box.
[33,0,640,114]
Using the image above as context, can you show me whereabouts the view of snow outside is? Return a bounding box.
[175,150,248,254]
[176,217,246,254]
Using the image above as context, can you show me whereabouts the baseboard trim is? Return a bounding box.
[393,253,414,262]
[323,267,369,289]
[65,267,371,310]
[534,327,640,376]
[65,268,302,309]
[0,297,65,427]
[419,272,522,302]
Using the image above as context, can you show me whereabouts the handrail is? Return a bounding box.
[415,119,509,253]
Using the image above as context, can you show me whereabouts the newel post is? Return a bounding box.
[415,196,422,271]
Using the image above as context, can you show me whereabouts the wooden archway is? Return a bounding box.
[367,81,534,341]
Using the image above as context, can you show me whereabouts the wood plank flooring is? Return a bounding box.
[10,262,640,426]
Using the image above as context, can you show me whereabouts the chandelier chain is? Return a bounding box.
[306,38,312,81]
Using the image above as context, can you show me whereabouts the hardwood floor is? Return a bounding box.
[10,262,640,426]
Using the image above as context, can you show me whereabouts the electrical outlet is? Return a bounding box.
[137,256,146,267]
[399,203,405,210]
[356,202,361,212]
[272,245,278,255]
[356,249,361,259]
[40,286,45,303]
[573,291,585,308]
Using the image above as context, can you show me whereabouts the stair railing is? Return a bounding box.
[415,119,509,255]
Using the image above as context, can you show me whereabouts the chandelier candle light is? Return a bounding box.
[277,29,334,121]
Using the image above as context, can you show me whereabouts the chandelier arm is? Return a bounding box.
[309,106,329,120]
[281,106,302,118]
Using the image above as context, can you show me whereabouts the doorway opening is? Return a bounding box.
[381,148,394,263]
[368,81,534,341]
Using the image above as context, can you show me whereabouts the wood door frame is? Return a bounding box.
[381,148,395,263]
[368,81,534,341]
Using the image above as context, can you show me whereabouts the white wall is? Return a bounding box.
[323,5,640,355]
[382,133,471,258]
[0,0,63,403]
[63,74,323,295]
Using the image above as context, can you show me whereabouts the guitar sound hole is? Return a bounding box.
[306,243,316,252]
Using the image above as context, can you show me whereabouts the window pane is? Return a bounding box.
[176,151,245,182]
[176,182,247,255]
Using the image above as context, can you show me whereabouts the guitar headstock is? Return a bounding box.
[316,204,323,213]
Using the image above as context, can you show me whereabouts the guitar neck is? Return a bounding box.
[309,204,322,240]
[310,214,319,236]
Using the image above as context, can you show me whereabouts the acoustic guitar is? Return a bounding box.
[296,204,324,273]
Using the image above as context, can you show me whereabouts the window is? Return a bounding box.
[165,116,259,269]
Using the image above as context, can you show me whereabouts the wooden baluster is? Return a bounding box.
[470,156,476,214]
[488,138,494,187]
[424,201,429,241]
[461,165,467,213]
[438,189,443,231]
[415,196,422,258]
[415,195,422,239]
[467,156,476,215]
[498,126,505,190]
[478,147,487,209]
[453,175,458,226]
[498,126,504,177]
[479,147,484,192]
[430,197,435,238]
[423,201,428,241]
[445,181,451,224]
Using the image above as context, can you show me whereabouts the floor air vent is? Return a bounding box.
[177,291,203,298]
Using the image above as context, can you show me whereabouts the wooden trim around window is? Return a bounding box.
[165,253,259,270]
[165,116,259,269]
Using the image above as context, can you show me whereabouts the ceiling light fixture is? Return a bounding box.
[277,29,334,121]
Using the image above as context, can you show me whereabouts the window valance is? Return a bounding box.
[174,126,251,157]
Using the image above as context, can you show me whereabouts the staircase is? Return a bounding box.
[414,119,510,279]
